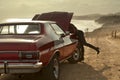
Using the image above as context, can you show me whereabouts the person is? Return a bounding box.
[68,23,100,61]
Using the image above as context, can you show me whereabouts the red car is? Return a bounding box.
[0,12,82,80]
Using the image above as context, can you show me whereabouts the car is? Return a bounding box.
[0,12,82,80]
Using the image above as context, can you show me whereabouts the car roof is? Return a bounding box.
[0,20,56,25]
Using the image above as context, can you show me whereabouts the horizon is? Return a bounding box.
[1,0,120,22]
[1,12,119,23]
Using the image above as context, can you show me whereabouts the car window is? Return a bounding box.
[0,24,41,35]
[50,24,65,35]
[44,24,60,40]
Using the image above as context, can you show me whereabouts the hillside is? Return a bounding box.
[73,14,102,20]
[95,15,120,27]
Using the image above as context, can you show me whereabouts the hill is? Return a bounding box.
[95,14,120,27]
[73,14,102,20]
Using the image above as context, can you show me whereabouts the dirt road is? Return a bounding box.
[0,36,120,80]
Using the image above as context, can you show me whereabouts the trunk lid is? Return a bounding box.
[0,35,41,51]
[32,11,73,31]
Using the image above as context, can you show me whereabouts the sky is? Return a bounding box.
[0,0,120,22]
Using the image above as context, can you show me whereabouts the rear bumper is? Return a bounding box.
[0,62,42,74]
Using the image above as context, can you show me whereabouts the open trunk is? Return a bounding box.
[32,11,73,32]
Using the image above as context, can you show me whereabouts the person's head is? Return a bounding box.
[68,23,77,34]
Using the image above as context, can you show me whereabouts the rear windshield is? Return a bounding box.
[0,24,41,35]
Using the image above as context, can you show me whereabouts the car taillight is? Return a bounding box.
[19,51,39,60]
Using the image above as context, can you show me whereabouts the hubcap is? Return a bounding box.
[73,49,79,60]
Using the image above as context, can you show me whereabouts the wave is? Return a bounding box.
[71,20,102,32]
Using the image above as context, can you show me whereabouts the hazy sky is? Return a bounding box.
[0,0,120,22]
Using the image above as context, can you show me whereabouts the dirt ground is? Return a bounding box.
[60,35,120,80]
[0,30,120,80]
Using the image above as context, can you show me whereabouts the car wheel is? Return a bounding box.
[68,47,81,63]
[43,55,60,80]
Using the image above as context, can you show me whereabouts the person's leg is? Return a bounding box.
[84,42,99,54]
[78,45,84,61]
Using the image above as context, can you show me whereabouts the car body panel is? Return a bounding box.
[0,16,77,74]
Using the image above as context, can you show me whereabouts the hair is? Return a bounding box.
[68,23,77,34]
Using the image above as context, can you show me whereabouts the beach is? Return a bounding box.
[0,24,120,80]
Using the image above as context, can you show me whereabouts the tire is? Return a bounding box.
[68,47,81,63]
[42,55,60,80]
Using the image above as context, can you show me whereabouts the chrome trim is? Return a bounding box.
[19,51,40,60]
[0,60,39,63]
[20,51,40,53]
[0,62,42,74]
[0,51,39,53]
[0,51,19,53]
[0,62,42,69]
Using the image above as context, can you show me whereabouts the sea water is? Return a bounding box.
[71,20,102,32]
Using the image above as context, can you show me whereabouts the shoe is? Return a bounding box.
[96,47,100,54]
[79,57,84,62]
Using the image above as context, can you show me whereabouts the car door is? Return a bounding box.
[44,23,64,60]
[50,24,77,59]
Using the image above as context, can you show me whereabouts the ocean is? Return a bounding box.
[71,20,102,32]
